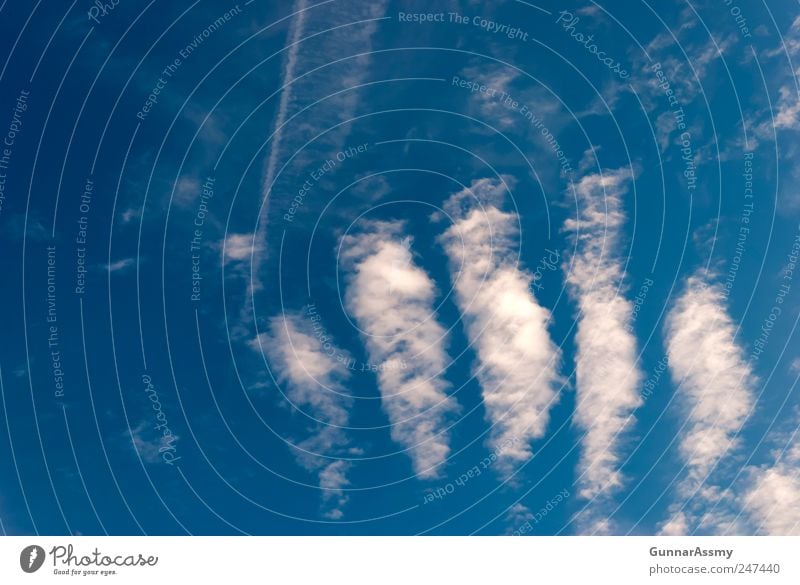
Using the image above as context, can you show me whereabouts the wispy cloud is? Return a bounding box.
[253,311,354,518]
[260,0,307,200]
[763,15,800,59]
[732,16,800,153]
[237,0,389,345]
[129,421,179,465]
[742,436,800,535]
[120,207,139,224]
[106,258,136,272]
[223,233,262,263]
[459,64,521,129]
[660,273,757,534]
[341,220,458,479]
[172,176,202,209]
[439,178,562,474]
[318,460,350,520]
[252,0,388,281]
[504,502,534,534]
[639,26,735,107]
[562,168,643,525]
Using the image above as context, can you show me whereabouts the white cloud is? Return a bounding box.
[745,84,800,148]
[660,273,757,533]
[739,414,800,535]
[173,176,201,208]
[120,208,139,224]
[773,85,800,130]
[439,178,562,474]
[341,221,459,479]
[106,258,135,272]
[619,25,735,118]
[736,17,800,147]
[743,464,800,535]
[576,5,602,17]
[562,168,643,508]
[763,15,800,58]
[223,233,261,263]
[318,460,350,520]
[129,421,179,464]
[659,510,690,536]
[130,423,161,463]
[655,111,675,153]
[505,502,533,534]
[459,65,521,129]
[253,311,353,518]
[665,275,756,475]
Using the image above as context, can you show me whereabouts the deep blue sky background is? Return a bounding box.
[0,0,799,535]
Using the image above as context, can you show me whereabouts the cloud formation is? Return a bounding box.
[741,422,800,535]
[439,178,562,474]
[341,221,458,479]
[562,168,644,515]
[254,311,354,518]
[660,273,757,534]
[224,233,261,263]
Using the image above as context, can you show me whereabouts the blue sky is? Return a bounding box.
[0,0,799,536]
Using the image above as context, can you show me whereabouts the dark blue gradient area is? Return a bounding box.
[0,0,799,536]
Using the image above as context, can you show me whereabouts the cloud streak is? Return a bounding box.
[253,0,308,273]
[254,311,354,518]
[341,221,458,479]
[660,273,757,534]
[562,168,643,524]
[439,178,562,474]
[223,233,263,264]
[741,418,800,535]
